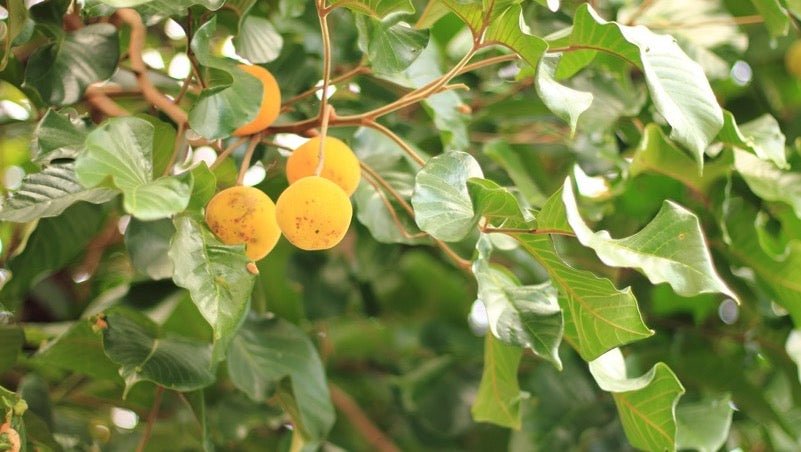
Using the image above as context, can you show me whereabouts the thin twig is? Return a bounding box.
[359,162,415,217]
[329,384,400,452]
[85,86,129,117]
[173,72,194,105]
[162,121,187,176]
[281,66,370,109]
[457,54,519,76]
[135,386,164,452]
[648,15,764,29]
[315,104,334,176]
[361,171,427,240]
[364,121,425,167]
[116,9,188,125]
[624,0,656,25]
[211,136,248,169]
[481,226,576,237]
[316,0,333,119]
[261,140,295,152]
[237,134,261,185]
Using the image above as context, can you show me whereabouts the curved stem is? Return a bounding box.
[316,0,333,119]
[236,134,261,185]
[282,66,369,109]
[116,9,188,125]
[364,121,425,167]
[211,136,248,169]
[162,121,187,176]
[135,386,164,452]
[315,104,334,176]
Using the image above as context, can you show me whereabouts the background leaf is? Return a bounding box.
[589,348,685,451]
[356,13,428,74]
[471,334,523,429]
[102,308,215,395]
[227,316,335,442]
[23,24,119,105]
[676,395,734,452]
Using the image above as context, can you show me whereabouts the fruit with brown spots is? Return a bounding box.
[233,64,282,136]
[286,136,361,196]
[205,186,281,260]
[0,423,20,452]
[275,176,353,250]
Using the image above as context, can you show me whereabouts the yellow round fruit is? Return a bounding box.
[205,186,281,261]
[786,40,801,78]
[275,176,353,250]
[286,136,361,196]
[233,64,281,136]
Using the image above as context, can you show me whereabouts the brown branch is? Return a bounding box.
[456,53,519,76]
[364,121,426,167]
[236,134,261,185]
[481,226,576,237]
[162,121,187,177]
[85,86,129,118]
[647,15,764,29]
[211,136,248,169]
[116,9,188,126]
[316,0,333,119]
[329,384,400,452]
[624,0,656,25]
[281,66,370,109]
[135,386,164,452]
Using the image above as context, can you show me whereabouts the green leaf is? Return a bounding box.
[631,124,729,194]
[412,151,483,241]
[330,0,414,18]
[0,162,117,222]
[34,320,120,381]
[723,196,801,325]
[516,234,653,361]
[187,163,217,212]
[751,0,790,37]
[562,180,737,300]
[234,15,283,64]
[169,216,255,363]
[227,316,335,442]
[125,218,175,280]
[534,186,570,232]
[717,111,788,169]
[76,117,192,220]
[471,334,524,429]
[558,4,723,167]
[23,23,119,105]
[356,13,429,75]
[102,308,215,396]
[734,149,801,219]
[188,18,263,139]
[676,395,734,452]
[483,141,548,207]
[94,0,225,14]
[467,178,530,227]
[787,330,801,385]
[0,324,23,373]
[0,202,106,307]
[484,4,547,69]
[535,55,593,136]
[33,108,88,161]
[589,348,685,451]
[473,234,563,368]
[137,113,177,178]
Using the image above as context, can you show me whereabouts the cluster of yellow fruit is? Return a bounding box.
[204,65,361,261]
